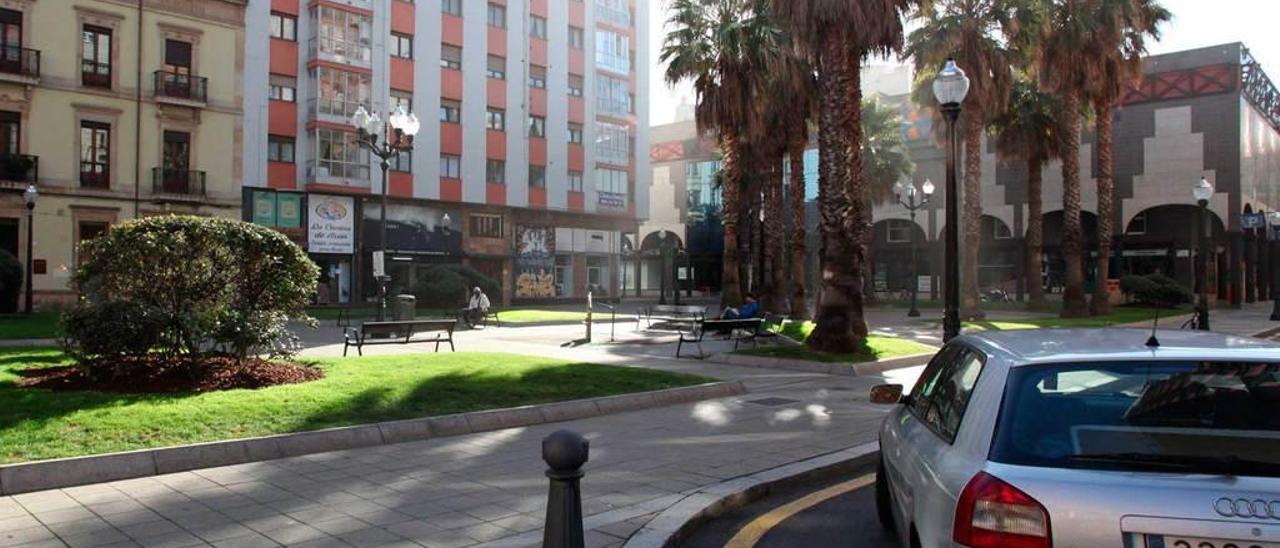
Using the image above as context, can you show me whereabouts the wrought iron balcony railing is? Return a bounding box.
[0,45,39,79]
[0,153,36,183]
[152,168,206,196]
[153,70,207,103]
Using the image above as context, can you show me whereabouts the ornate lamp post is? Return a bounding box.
[1193,176,1213,331]
[22,184,36,314]
[352,104,420,321]
[933,58,969,342]
[895,179,935,318]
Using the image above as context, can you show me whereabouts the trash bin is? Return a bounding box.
[392,294,416,320]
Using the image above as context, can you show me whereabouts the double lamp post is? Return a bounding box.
[352,104,420,321]
[894,179,935,318]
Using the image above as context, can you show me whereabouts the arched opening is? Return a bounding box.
[1039,210,1099,294]
[637,230,688,297]
[870,219,930,297]
[1122,204,1226,297]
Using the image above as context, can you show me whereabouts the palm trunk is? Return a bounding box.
[961,112,985,319]
[766,162,787,313]
[788,142,809,320]
[808,36,866,353]
[1060,89,1089,317]
[749,177,762,292]
[1090,101,1115,316]
[863,187,878,305]
[1025,155,1046,308]
[720,133,743,308]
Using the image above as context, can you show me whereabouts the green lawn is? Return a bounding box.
[0,348,710,463]
[737,321,935,363]
[962,306,1175,331]
[306,306,592,325]
[0,313,61,340]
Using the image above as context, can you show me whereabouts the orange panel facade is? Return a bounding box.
[568,2,584,26]
[486,183,506,205]
[440,179,463,202]
[529,138,546,166]
[530,0,547,16]
[390,0,414,34]
[568,49,584,75]
[442,69,463,99]
[568,96,584,123]
[487,27,506,57]
[487,78,507,109]
[390,57,414,91]
[530,39,547,67]
[267,162,296,190]
[441,124,463,155]
[529,186,547,208]
[269,40,298,76]
[271,0,299,15]
[443,15,464,46]
[486,130,506,159]
[389,171,413,197]
[567,143,583,170]
[530,87,546,117]
[567,191,584,211]
[268,100,297,136]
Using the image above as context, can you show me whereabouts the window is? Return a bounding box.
[568,171,584,192]
[80,121,110,187]
[529,165,545,188]
[440,154,461,178]
[1128,212,1147,235]
[907,344,960,419]
[595,29,629,73]
[470,214,503,239]
[596,0,631,26]
[315,128,370,179]
[390,91,412,112]
[270,13,297,41]
[441,44,462,70]
[81,25,112,88]
[596,75,630,115]
[567,123,583,144]
[529,16,547,39]
[487,3,506,28]
[554,254,571,297]
[391,32,413,58]
[486,108,505,131]
[442,0,462,16]
[269,83,296,102]
[0,111,19,156]
[315,66,371,118]
[686,160,722,210]
[529,116,546,138]
[486,159,505,183]
[314,6,372,63]
[596,168,627,196]
[440,99,461,123]
[983,217,1012,240]
[268,136,295,163]
[568,26,584,49]
[886,219,914,243]
[487,55,506,79]
[391,150,411,172]
[924,349,985,441]
[587,255,608,288]
[568,73,584,97]
[529,65,546,89]
[596,121,629,165]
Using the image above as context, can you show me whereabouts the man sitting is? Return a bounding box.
[464,287,492,328]
[721,292,761,319]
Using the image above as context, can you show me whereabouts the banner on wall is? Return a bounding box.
[516,225,556,298]
[308,194,355,254]
[277,194,302,228]
[251,191,277,226]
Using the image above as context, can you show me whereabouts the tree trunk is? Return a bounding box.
[749,177,763,292]
[788,142,809,320]
[961,112,985,319]
[765,162,787,313]
[1025,155,1046,309]
[719,133,743,308]
[1060,90,1089,317]
[808,37,867,353]
[1090,101,1115,316]
[863,187,878,305]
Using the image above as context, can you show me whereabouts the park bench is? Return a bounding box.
[675,317,764,359]
[343,319,456,356]
[453,307,502,329]
[637,304,707,330]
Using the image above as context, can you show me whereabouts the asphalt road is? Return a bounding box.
[683,468,901,548]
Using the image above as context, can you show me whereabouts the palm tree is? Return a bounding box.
[905,0,1040,320]
[989,78,1065,309]
[769,0,916,353]
[861,97,915,299]
[662,0,780,308]
[1084,0,1169,316]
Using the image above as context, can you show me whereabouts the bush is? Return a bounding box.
[66,215,319,362]
[0,249,20,313]
[409,264,501,309]
[1119,273,1192,308]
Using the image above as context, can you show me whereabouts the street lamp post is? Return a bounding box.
[22,184,36,314]
[934,58,970,342]
[352,105,420,321]
[895,179,935,318]
[1194,176,1213,331]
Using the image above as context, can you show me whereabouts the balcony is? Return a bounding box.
[308,36,372,68]
[152,168,206,198]
[0,46,39,84]
[310,96,366,124]
[153,71,207,106]
[81,60,110,89]
[307,159,370,187]
[596,1,632,27]
[0,153,36,189]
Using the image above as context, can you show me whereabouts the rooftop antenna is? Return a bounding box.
[1145,308,1161,348]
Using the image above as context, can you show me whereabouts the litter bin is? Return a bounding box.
[392,294,416,320]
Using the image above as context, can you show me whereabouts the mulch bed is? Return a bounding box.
[16,355,323,393]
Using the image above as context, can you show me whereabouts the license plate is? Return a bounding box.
[1148,535,1280,548]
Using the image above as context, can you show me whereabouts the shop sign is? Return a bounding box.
[252,191,277,226]
[309,194,355,254]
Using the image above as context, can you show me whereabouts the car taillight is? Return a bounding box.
[954,472,1051,548]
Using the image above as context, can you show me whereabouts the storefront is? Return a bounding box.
[306,193,358,305]
[360,201,462,298]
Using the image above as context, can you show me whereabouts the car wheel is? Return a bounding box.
[875,458,895,532]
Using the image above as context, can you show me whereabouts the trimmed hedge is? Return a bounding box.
[409,264,501,309]
[1119,273,1193,308]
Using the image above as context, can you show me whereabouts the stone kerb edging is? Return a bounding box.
[711,351,935,377]
[0,380,746,496]
[621,442,880,548]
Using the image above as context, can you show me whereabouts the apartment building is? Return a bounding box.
[0,0,246,310]
[243,0,650,305]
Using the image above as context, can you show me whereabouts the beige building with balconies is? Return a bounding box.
[0,0,246,310]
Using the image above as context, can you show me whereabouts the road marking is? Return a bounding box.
[725,473,878,548]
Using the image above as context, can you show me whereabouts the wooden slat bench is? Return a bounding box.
[675,317,764,359]
[454,307,502,329]
[638,304,707,330]
[343,319,457,357]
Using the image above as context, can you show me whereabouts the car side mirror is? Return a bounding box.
[870,384,905,405]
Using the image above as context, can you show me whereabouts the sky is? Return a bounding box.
[646,0,1280,126]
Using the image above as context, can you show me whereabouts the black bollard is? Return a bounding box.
[542,429,588,548]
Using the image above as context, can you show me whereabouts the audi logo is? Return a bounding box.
[1214,497,1280,520]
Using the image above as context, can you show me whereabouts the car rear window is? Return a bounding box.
[990,361,1280,477]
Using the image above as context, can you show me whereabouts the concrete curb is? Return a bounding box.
[0,380,746,496]
[622,442,880,548]
[1250,325,1280,339]
[710,351,934,377]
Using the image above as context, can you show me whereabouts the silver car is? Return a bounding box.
[871,328,1280,548]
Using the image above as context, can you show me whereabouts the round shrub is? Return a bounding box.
[67,215,319,362]
[1119,273,1192,308]
[409,264,501,309]
[0,248,20,313]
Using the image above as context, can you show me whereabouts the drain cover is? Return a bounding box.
[745,396,801,407]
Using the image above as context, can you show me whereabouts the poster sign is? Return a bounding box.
[917,276,932,293]
[516,225,556,298]
[252,191,276,226]
[277,194,302,229]
[360,202,461,255]
[308,194,355,254]
[1242,213,1267,229]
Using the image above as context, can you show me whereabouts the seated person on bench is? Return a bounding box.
[465,286,492,327]
[720,292,760,320]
